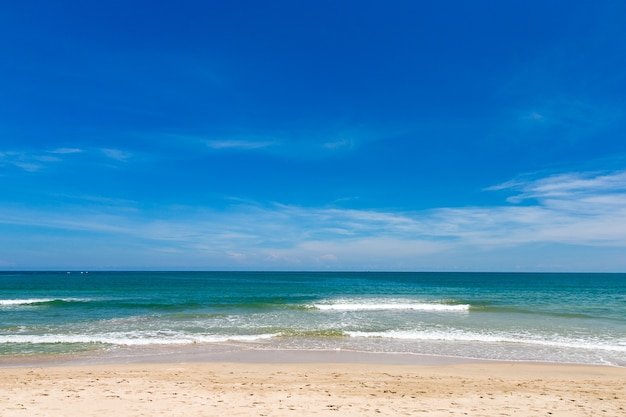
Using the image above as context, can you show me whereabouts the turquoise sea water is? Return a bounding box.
[1,271,625,366]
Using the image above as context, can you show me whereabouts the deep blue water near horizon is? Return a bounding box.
[1,271,625,366]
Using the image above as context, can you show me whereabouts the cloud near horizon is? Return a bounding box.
[487,170,626,203]
[1,168,625,270]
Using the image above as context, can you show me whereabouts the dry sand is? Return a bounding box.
[1,361,625,416]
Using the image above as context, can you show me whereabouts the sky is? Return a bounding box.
[1,0,626,271]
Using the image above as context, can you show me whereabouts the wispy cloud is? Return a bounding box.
[101,148,133,161]
[2,168,626,270]
[487,170,626,203]
[0,147,140,174]
[0,209,135,235]
[0,148,82,172]
[458,170,626,247]
[150,124,391,159]
[206,139,277,150]
[515,98,622,140]
[0,151,42,172]
[322,139,353,150]
[10,161,43,172]
[50,148,84,154]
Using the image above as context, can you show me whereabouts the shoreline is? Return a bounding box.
[1,347,495,369]
[1,358,625,416]
[2,344,624,369]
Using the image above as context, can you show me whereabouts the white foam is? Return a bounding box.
[346,330,626,353]
[0,298,57,306]
[0,298,91,306]
[0,332,278,346]
[312,300,469,312]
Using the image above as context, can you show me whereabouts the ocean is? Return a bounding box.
[1,271,625,366]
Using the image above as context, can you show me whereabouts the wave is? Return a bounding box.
[0,298,93,307]
[311,299,470,312]
[1,296,471,313]
[346,330,626,353]
[0,332,277,346]
[0,298,209,312]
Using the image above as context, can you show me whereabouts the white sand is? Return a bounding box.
[1,360,625,416]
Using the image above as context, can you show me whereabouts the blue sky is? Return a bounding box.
[1,0,626,271]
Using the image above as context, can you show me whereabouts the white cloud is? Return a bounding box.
[11,161,42,172]
[322,139,353,149]
[150,169,626,262]
[207,139,277,150]
[101,148,132,161]
[0,210,134,235]
[126,124,402,165]
[487,170,626,203]
[0,151,45,172]
[0,148,83,172]
[227,251,247,260]
[470,170,626,247]
[50,148,83,154]
[56,194,138,207]
[2,168,626,270]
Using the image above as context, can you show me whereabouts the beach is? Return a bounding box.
[2,272,625,415]
[2,357,625,417]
